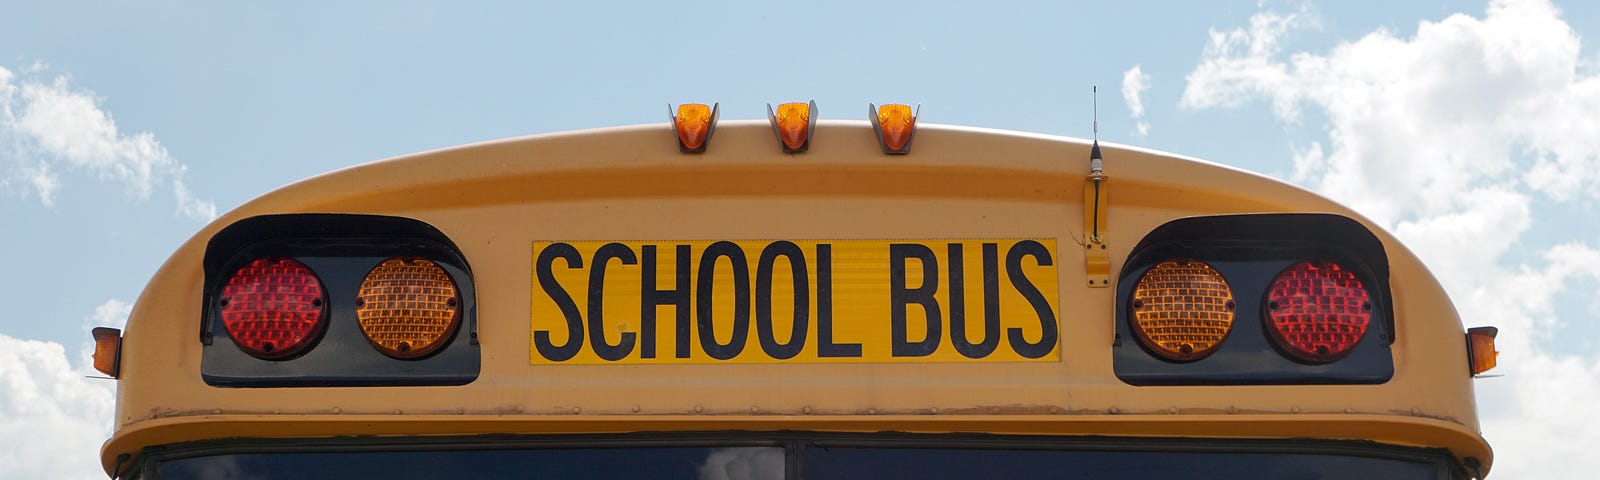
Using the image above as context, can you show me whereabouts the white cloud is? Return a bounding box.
[1182,1,1600,478]
[1180,3,1319,121]
[0,64,216,221]
[1121,65,1152,136]
[89,299,132,332]
[0,300,133,479]
[0,334,115,480]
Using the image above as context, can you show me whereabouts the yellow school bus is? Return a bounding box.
[93,103,1500,478]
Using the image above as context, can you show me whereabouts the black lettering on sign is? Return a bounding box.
[1007,240,1059,359]
[756,241,809,360]
[697,241,750,360]
[588,243,638,361]
[950,243,1002,359]
[534,243,584,362]
[815,244,862,358]
[641,244,692,359]
[890,243,941,357]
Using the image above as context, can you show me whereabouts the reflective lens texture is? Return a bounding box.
[1265,260,1372,363]
[356,257,461,359]
[1130,259,1235,361]
[220,258,327,359]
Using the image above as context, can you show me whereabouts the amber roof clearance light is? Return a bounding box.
[767,100,817,153]
[869,103,918,154]
[670,102,718,153]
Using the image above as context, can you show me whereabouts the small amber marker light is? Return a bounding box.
[670,102,718,153]
[767,100,816,153]
[1467,326,1499,375]
[869,103,918,154]
[91,327,122,378]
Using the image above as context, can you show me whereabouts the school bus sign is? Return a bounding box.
[529,239,1061,364]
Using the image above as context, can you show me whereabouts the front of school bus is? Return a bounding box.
[95,107,1497,479]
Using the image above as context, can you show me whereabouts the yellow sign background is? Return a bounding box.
[530,239,1059,364]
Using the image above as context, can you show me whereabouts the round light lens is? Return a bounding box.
[1129,259,1236,361]
[356,257,461,359]
[1265,260,1372,363]
[219,257,327,359]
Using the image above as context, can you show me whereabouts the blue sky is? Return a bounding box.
[3,1,1599,478]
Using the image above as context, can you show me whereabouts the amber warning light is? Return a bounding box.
[670,103,718,153]
[1129,259,1236,361]
[869,103,919,154]
[356,257,462,359]
[767,101,817,153]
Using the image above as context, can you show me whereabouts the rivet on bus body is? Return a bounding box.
[332,407,342,415]
[1411,408,1421,416]
[868,408,878,415]
[1108,408,1120,414]
[1291,406,1301,414]
[1168,407,1178,415]
[572,407,582,415]
[694,405,704,414]
[632,405,641,413]
[930,408,939,415]
[457,408,465,415]
[751,406,760,414]
[1227,406,1237,414]
[1344,408,1353,414]
[803,406,813,415]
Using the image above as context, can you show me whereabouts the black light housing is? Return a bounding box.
[1113,214,1395,386]
[199,214,479,388]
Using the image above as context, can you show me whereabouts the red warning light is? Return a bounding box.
[1265,260,1372,363]
[219,257,327,359]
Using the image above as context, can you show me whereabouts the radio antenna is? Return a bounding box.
[1090,86,1103,175]
[1083,84,1110,288]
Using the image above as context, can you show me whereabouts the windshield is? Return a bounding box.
[145,435,1456,480]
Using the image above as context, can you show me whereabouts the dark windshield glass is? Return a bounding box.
[157,447,784,480]
[805,447,1437,480]
[151,440,1445,480]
